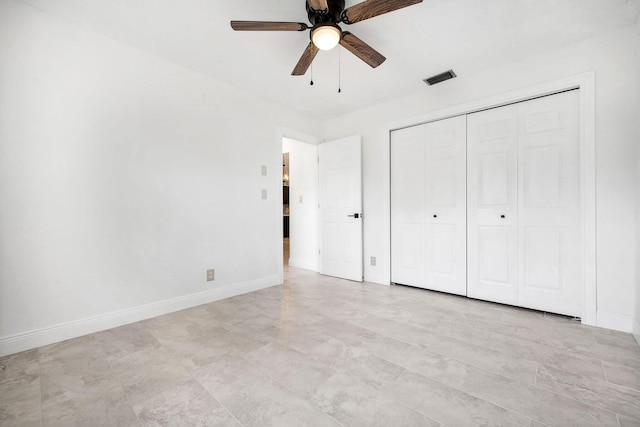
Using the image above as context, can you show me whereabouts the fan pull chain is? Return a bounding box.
[310,63,314,86]
[338,47,342,93]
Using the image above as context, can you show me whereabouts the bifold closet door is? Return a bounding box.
[391,116,466,295]
[517,91,582,316]
[467,104,519,304]
[467,90,582,316]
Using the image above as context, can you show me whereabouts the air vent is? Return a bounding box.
[423,70,457,86]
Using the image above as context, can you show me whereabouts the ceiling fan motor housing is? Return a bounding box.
[307,0,345,25]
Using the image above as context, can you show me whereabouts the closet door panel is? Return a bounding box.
[523,226,563,289]
[467,105,519,304]
[478,152,510,206]
[424,116,467,295]
[477,225,512,284]
[391,125,426,286]
[391,116,466,295]
[518,90,581,316]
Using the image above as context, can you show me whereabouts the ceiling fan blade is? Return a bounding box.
[307,0,329,11]
[339,32,386,68]
[230,21,309,31]
[292,42,320,75]
[342,0,423,24]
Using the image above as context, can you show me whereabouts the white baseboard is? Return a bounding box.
[288,257,318,272]
[365,271,391,286]
[633,317,640,347]
[0,275,281,357]
[596,311,634,333]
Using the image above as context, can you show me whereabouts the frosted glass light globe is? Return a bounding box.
[312,25,341,51]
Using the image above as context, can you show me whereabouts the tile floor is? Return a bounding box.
[1,266,640,427]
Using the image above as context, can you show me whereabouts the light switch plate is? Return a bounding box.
[261,165,267,176]
[299,195,303,203]
[261,189,268,199]
[370,256,377,266]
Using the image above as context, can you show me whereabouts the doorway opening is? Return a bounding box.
[282,152,290,267]
[282,137,319,271]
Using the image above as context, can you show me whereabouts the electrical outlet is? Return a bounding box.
[370,256,377,266]
[261,165,267,176]
[299,195,303,203]
[261,189,268,199]
[206,269,215,281]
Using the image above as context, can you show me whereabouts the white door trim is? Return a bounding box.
[383,72,596,326]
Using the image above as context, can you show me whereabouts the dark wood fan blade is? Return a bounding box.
[230,21,309,31]
[342,0,423,24]
[307,0,329,11]
[292,42,320,75]
[339,32,386,68]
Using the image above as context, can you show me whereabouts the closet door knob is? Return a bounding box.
[433,214,437,218]
[500,215,506,218]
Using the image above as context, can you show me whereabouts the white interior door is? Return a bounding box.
[468,90,582,316]
[391,116,467,295]
[319,136,363,282]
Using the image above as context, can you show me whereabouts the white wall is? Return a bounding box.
[282,138,319,271]
[0,1,321,356]
[324,25,640,332]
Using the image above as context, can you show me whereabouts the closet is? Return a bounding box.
[391,90,582,317]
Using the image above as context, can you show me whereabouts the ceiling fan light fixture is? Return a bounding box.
[231,0,425,75]
[311,24,341,50]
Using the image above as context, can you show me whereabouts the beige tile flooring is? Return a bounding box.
[1,266,640,427]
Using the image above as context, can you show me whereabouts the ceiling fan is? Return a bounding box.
[231,0,423,76]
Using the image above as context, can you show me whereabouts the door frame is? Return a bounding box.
[276,127,320,282]
[282,137,320,272]
[384,72,596,326]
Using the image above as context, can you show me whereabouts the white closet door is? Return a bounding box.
[467,104,519,304]
[424,116,467,295]
[468,90,582,316]
[517,90,582,316]
[391,125,426,287]
[391,116,466,295]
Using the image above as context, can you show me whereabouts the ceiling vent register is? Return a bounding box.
[424,70,457,86]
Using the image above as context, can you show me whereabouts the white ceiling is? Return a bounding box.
[18,0,640,120]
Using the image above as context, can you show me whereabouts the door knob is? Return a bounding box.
[347,213,360,219]
[500,215,506,218]
[433,214,437,218]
